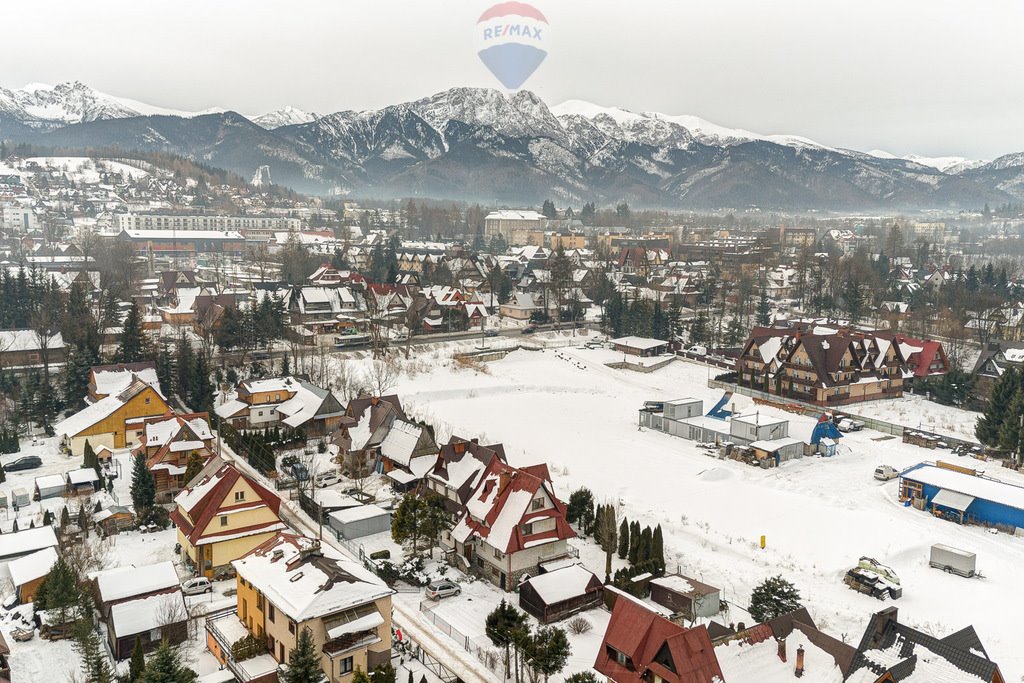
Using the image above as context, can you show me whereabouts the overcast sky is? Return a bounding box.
[4,0,1022,159]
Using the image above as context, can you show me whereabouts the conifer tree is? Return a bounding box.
[283,627,325,683]
[637,526,653,564]
[117,302,147,363]
[60,505,70,528]
[977,368,1020,446]
[78,504,90,537]
[139,640,197,683]
[652,524,665,570]
[183,450,204,486]
[130,452,155,512]
[628,521,641,564]
[748,576,802,623]
[617,518,630,559]
[129,636,146,682]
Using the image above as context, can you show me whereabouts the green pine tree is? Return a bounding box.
[637,526,653,564]
[139,640,197,683]
[748,575,802,623]
[117,302,148,363]
[129,636,146,682]
[283,627,324,683]
[977,368,1020,446]
[617,518,629,559]
[651,524,665,570]
[628,521,640,564]
[130,452,155,512]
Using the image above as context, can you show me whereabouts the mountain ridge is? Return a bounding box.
[1,81,1022,210]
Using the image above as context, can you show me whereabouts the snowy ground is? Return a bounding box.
[22,156,150,183]
[853,392,983,442]
[363,334,1024,681]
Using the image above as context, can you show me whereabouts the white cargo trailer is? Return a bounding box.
[929,543,976,578]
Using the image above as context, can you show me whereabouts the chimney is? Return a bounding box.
[777,638,787,663]
[795,645,805,677]
[470,438,479,444]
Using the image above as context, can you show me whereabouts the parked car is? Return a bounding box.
[838,418,865,432]
[484,330,499,337]
[874,465,899,481]
[290,462,310,481]
[686,345,708,356]
[393,332,409,342]
[521,325,538,335]
[426,580,461,600]
[315,471,340,488]
[182,577,213,596]
[3,456,42,472]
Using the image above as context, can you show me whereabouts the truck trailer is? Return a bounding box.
[929,544,976,578]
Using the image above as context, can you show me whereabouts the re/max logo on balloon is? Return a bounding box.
[475,2,549,91]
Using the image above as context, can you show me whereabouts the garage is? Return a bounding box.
[327,504,391,540]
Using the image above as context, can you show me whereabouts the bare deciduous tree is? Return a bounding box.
[365,356,400,396]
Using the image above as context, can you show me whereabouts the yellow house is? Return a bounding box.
[207,532,393,683]
[171,460,286,579]
[55,378,171,456]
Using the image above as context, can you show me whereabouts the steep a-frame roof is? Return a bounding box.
[450,457,575,554]
[170,461,284,547]
[595,595,724,683]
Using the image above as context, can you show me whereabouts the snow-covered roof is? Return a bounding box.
[109,591,187,637]
[379,420,424,467]
[748,437,805,451]
[66,469,100,485]
[902,463,1024,511]
[8,546,58,588]
[96,560,179,603]
[231,533,391,622]
[0,329,64,353]
[215,398,247,419]
[57,379,162,438]
[92,366,159,397]
[0,526,58,559]
[121,228,243,240]
[328,504,389,525]
[486,210,545,221]
[716,631,846,683]
[610,336,669,350]
[34,473,66,490]
[522,564,598,604]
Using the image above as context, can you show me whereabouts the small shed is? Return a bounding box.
[748,437,805,467]
[34,474,66,501]
[11,487,30,509]
[649,574,722,619]
[385,468,420,493]
[519,564,604,624]
[107,591,188,659]
[610,336,670,358]
[8,546,59,603]
[327,504,391,540]
[95,445,114,463]
[67,468,101,495]
[95,506,134,535]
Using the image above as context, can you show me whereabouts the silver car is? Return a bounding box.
[182,577,213,596]
[426,580,461,600]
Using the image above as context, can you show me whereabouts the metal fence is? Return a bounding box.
[418,600,504,677]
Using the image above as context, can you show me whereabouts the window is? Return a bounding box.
[493,547,503,559]
[144,397,151,405]
[220,515,228,526]
[531,497,544,511]
[234,491,245,502]
[288,620,296,634]
[520,522,533,535]
[339,657,354,675]
[268,604,275,622]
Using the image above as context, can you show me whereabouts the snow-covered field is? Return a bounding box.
[22,156,150,183]
[357,335,1024,681]
[853,392,983,442]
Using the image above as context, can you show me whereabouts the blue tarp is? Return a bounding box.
[706,392,733,420]
[810,418,842,444]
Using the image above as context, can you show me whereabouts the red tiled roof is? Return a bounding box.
[171,464,282,546]
[595,597,724,683]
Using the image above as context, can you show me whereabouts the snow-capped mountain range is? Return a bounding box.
[1,81,1021,209]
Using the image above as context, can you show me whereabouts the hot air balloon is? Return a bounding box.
[475,2,549,90]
